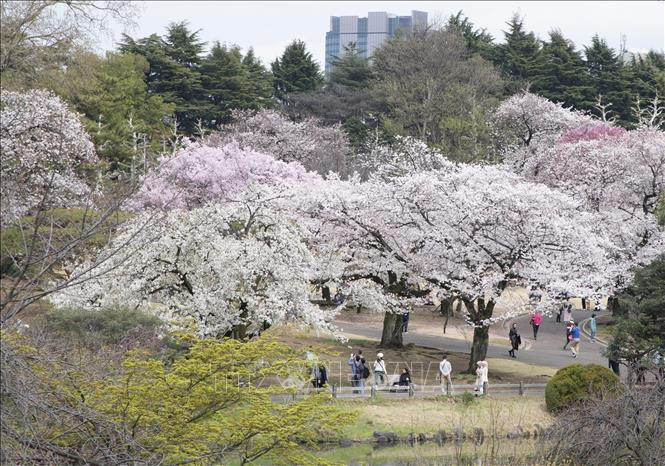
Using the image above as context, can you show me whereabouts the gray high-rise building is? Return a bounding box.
[325,10,428,76]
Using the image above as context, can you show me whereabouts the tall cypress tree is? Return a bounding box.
[271,40,323,99]
[532,30,593,110]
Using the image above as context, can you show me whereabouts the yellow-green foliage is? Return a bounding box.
[6,332,353,464]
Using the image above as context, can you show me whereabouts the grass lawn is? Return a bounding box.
[333,396,552,441]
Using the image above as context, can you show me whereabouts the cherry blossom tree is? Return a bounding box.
[132,140,317,210]
[496,92,665,311]
[293,164,619,368]
[491,91,590,151]
[212,109,351,176]
[0,89,97,224]
[0,89,150,327]
[50,201,334,338]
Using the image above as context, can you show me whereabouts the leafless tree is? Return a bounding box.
[0,1,138,85]
[0,325,160,464]
[545,379,665,466]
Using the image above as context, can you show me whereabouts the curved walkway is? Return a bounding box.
[336,309,607,370]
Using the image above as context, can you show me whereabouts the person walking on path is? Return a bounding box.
[556,305,563,323]
[530,311,542,340]
[402,311,410,333]
[563,321,574,350]
[439,353,453,395]
[373,352,387,386]
[589,314,597,342]
[348,351,366,395]
[569,322,581,358]
[562,304,573,324]
[508,323,521,358]
[474,360,489,396]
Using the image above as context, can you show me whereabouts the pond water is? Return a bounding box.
[315,438,540,465]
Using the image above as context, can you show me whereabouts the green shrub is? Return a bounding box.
[40,306,163,347]
[545,364,619,412]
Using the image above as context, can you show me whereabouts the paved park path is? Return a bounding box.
[336,309,608,370]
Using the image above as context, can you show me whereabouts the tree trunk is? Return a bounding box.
[380,312,403,349]
[608,295,623,317]
[440,297,455,334]
[468,325,490,373]
[465,298,495,373]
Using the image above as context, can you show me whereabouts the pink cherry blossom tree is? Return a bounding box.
[132,140,317,210]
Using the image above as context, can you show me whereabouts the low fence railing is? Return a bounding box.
[274,382,548,401]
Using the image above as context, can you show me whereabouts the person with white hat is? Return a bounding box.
[374,352,387,386]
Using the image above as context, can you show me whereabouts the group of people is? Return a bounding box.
[348,351,489,396]
[348,351,409,394]
[508,305,597,360]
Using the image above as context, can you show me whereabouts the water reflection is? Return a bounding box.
[316,438,540,465]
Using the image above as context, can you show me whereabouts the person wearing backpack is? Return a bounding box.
[348,351,366,395]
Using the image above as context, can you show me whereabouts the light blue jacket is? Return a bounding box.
[589,318,597,332]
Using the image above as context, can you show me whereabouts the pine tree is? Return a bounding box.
[271,40,323,99]
[494,14,542,84]
[329,42,373,89]
[532,30,593,110]
[630,51,665,104]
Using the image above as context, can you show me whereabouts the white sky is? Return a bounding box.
[101,1,665,68]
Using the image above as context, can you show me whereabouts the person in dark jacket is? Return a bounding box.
[396,367,412,386]
[402,311,410,333]
[508,323,521,358]
[608,355,621,376]
[311,363,328,388]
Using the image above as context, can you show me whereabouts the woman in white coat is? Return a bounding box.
[474,360,489,396]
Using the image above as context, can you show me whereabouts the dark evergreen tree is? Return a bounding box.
[119,22,207,134]
[629,51,665,105]
[446,11,495,61]
[241,47,274,109]
[532,30,593,110]
[584,35,633,124]
[493,14,542,86]
[200,42,250,126]
[329,42,373,89]
[271,40,323,99]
